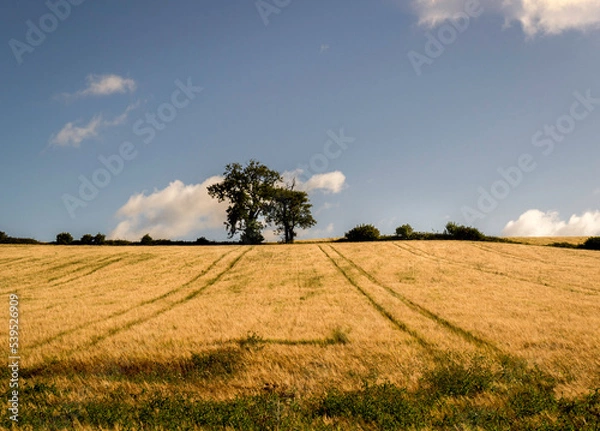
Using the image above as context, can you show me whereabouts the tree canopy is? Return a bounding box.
[207,160,283,244]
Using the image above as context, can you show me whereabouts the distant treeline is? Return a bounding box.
[550,237,600,251]
[339,222,600,251]
[0,231,40,245]
[339,222,513,244]
[2,225,599,251]
[51,232,237,246]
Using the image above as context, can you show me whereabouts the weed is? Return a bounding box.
[238,331,266,351]
[421,356,495,397]
[323,327,350,345]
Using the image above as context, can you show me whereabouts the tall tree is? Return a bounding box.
[207,160,282,244]
[267,181,316,244]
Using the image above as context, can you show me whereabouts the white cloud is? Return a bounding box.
[411,0,467,27]
[49,115,103,148]
[49,102,140,148]
[110,178,228,241]
[502,209,600,236]
[63,74,137,99]
[283,170,347,194]
[410,0,600,36]
[304,171,346,193]
[104,101,141,126]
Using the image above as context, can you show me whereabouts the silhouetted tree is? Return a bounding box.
[0,231,8,243]
[345,224,380,242]
[140,234,153,245]
[56,232,74,245]
[396,224,414,240]
[207,160,282,244]
[80,234,94,245]
[582,237,600,251]
[93,233,106,245]
[266,181,316,243]
[444,222,485,241]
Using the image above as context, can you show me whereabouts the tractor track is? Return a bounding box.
[30,248,242,349]
[328,245,503,355]
[34,247,251,355]
[393,242,598,296]
[319,245,435,352]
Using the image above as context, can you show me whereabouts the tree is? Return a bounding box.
[395,224,414,240]
[80,234,94,245]
[344,224,380,242]
[266,181,316,243]
[140,234,153,245]
[0,232,8,243]
[93,233,106,245]
[207,160,282,244]
[56,232,74,245]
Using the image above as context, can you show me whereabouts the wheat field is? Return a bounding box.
[1,241,599,429]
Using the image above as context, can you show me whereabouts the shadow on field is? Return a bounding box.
[22,330,350,384]
[23,346,246,383]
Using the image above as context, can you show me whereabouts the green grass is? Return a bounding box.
[9,354,600,430]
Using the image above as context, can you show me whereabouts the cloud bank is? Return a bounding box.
[110,171,347,241]
[110,177,227,241]
[411,0,600,36]
[502,209,600,236]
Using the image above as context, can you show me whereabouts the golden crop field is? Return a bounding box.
[1,241,600,430]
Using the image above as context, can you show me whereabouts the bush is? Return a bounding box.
[344,224,381,242]
[444,222,485,241]
[582,237,600,251]
[56,232,74,245]
[395,224,414,240]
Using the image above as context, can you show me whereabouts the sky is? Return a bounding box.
[2,0,600,242]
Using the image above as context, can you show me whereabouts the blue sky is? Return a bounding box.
[2,0,600,242]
